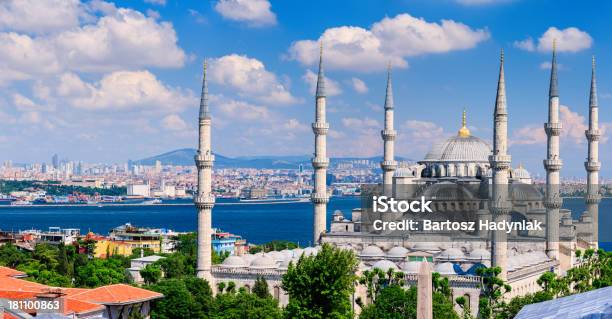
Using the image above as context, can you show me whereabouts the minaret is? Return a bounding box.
[489,49,511,280]
[585,56,601,247]
[195,61,215,282]
[381,63,398,192]
[311,43,329,245]
[544,41,562,260]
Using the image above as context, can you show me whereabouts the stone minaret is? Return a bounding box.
[311,44,329,245]
[489,49,511,280]
[381,64,397,193]
[585,56,601,247]
[544,42,562,260]
[195,61,215,282]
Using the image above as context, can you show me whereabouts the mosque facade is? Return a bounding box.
[195,46,601,316]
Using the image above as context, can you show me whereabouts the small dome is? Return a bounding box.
[401,261,421,273]
[437,248,465,260]
[412,242,439,251]
[434,262,456,275]
[250,255,277,269]
[280,249,294,260]
[292,248,304,257]
[360,245,385,257]
[386,246,409,258]
[221,255,248,268]
[371,260,399,272]
[468,248,490,260]
[333,210,343,216]
[241,254,256,264]
[266,251,285,262]
[512,165,531,180]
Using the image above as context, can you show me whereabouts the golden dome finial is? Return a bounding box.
[458,108,471,137]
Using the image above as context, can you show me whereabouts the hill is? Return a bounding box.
[135,149,412,169]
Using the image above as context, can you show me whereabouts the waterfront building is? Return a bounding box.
[127,183,150,197]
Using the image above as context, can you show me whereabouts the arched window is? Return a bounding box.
[274,286,280,300]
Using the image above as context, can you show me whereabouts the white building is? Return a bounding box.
[127,183,150,197]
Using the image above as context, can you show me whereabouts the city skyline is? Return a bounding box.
[0,0,610,178]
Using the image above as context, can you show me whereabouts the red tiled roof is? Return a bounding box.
[0,266,163,315]
[69,284,163,305]
[0,266,26,278]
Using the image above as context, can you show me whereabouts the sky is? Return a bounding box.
[0,0,610,178]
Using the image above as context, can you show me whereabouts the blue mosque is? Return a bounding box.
[193,44,601,316]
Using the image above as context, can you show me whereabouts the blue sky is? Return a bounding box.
[0,0,610,178]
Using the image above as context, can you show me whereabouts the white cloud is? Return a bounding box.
[511,105,608,145]
[215,98,270,121]
[214,0,276,27]
[513,37,535,52]
[351,77,368,94]
[57,70,193,111]
[55,8,186,71]
[515,27,593,53]
[144,0,166,6]
[0,0,85,34]
[0,33,62,84]
[0,5,186,84]
[13,94,43,112]
[302,70,342,96]
[342,117,380,128]
[161,114,188,131]
[404,120,447,142]
[288,13,489,72]
[209,54,299,105]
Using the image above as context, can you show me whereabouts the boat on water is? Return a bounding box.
[10,200,32,206]
[142,199,162,205]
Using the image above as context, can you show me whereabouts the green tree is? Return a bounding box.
[75,257,128,287]
[282,244,358,319]
[140,264,162,285]
[253,276,270,298]
[150,279,206,319]
[0,242,27,268]
[476,267,511,319]
[184,276,213,314]
[212,290,282,319]
[359,285,416,319]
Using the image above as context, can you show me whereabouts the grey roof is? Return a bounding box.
[494,48,507,116]
[437,135,492,162]
[549,43,559,98]
[590,56,598,109]
[515,286,612,319]
[315,43,325,98]
[199,61,210,119]
[384,65,394,109]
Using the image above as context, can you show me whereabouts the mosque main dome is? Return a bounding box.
[419,110,492,178]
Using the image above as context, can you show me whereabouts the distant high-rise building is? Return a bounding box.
[52,154,59,169]
[155,160,162,174]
